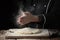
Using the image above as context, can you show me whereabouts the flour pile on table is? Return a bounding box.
[14,27,41,34]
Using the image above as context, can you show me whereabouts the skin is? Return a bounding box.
[17,11,40,25]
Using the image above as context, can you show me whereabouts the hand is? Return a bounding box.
[17,11,39,25]
[17,11,33,25]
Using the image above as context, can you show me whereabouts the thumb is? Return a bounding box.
[24,12,32,16]
[20,11,27,17]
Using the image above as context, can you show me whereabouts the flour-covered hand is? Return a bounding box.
[17,11,39,25]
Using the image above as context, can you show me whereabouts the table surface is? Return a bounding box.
[5,29,50,39]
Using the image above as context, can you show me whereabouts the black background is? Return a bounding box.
[0,0,60,30]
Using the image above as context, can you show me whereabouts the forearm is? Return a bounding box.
[31,14,46,28]
[31,16,40,22]
[31,14,46,24]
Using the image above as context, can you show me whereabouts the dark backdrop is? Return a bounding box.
[0,0,18,30]
[0,0,60,30]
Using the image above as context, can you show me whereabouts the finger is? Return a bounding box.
[20,16,26,20]
[20,17,26,22]
[20,18,23,22]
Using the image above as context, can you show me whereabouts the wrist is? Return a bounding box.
[31,16,39,22]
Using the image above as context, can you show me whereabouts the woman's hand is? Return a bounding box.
[17,11,39,25]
